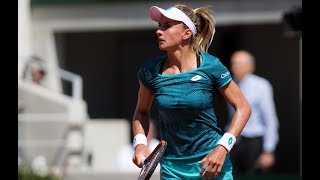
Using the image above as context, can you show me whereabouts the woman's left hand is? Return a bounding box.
[198,145,228,178]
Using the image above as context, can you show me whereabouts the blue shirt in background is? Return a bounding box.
[226,73,279,152]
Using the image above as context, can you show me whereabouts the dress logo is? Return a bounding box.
[191,75,202,81]
[221,71,230,78]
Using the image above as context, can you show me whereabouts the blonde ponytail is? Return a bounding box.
[175,4,216,53]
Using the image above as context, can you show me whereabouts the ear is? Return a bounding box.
[182,29,193,40]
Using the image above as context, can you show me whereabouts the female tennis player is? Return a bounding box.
[132,3,251,179]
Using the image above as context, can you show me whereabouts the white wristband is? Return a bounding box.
[217,133,236,152]
[133,134,147,149]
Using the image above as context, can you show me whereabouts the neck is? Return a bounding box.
[235,73,250,82]
[167,49,196,65]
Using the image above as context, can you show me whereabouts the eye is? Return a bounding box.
[158,22,171,29]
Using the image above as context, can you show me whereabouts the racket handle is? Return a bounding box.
[141,156,147,165]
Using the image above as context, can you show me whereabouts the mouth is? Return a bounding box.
[158,38,165,42]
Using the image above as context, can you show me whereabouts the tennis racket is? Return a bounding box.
[137,140,167,180]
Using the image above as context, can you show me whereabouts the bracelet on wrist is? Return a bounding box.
[217,133,236,152]
[133,133,147,149]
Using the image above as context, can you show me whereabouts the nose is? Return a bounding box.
[156,29,162,37]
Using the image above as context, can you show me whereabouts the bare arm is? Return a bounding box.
[132,81,154,137]
[199,80,251,178]
[132,81,154,168]
[219,80,251,138]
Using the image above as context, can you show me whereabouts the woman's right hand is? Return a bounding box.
[132,144,151,168]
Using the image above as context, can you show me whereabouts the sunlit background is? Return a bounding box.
[18,0,302,180]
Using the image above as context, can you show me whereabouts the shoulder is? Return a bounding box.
[138,54,166,89]
[251,74,271,84]
[140,54,166,70]
[201,52,221,64]
[249,74,273,88]
[200,52,231,87]
[201,52,228,70]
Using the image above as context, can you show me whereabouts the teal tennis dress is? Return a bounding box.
[138,52,233,180]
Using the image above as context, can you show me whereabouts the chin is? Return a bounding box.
[158,46,166,51]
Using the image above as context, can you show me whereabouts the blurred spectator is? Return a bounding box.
[19,55,47,113]
[23,55,47,85]
[225,50,280,174]
[114,119,160,172]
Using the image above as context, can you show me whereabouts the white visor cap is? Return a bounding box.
[149,6,197,36]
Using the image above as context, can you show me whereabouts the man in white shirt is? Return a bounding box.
[225,50,280,174]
